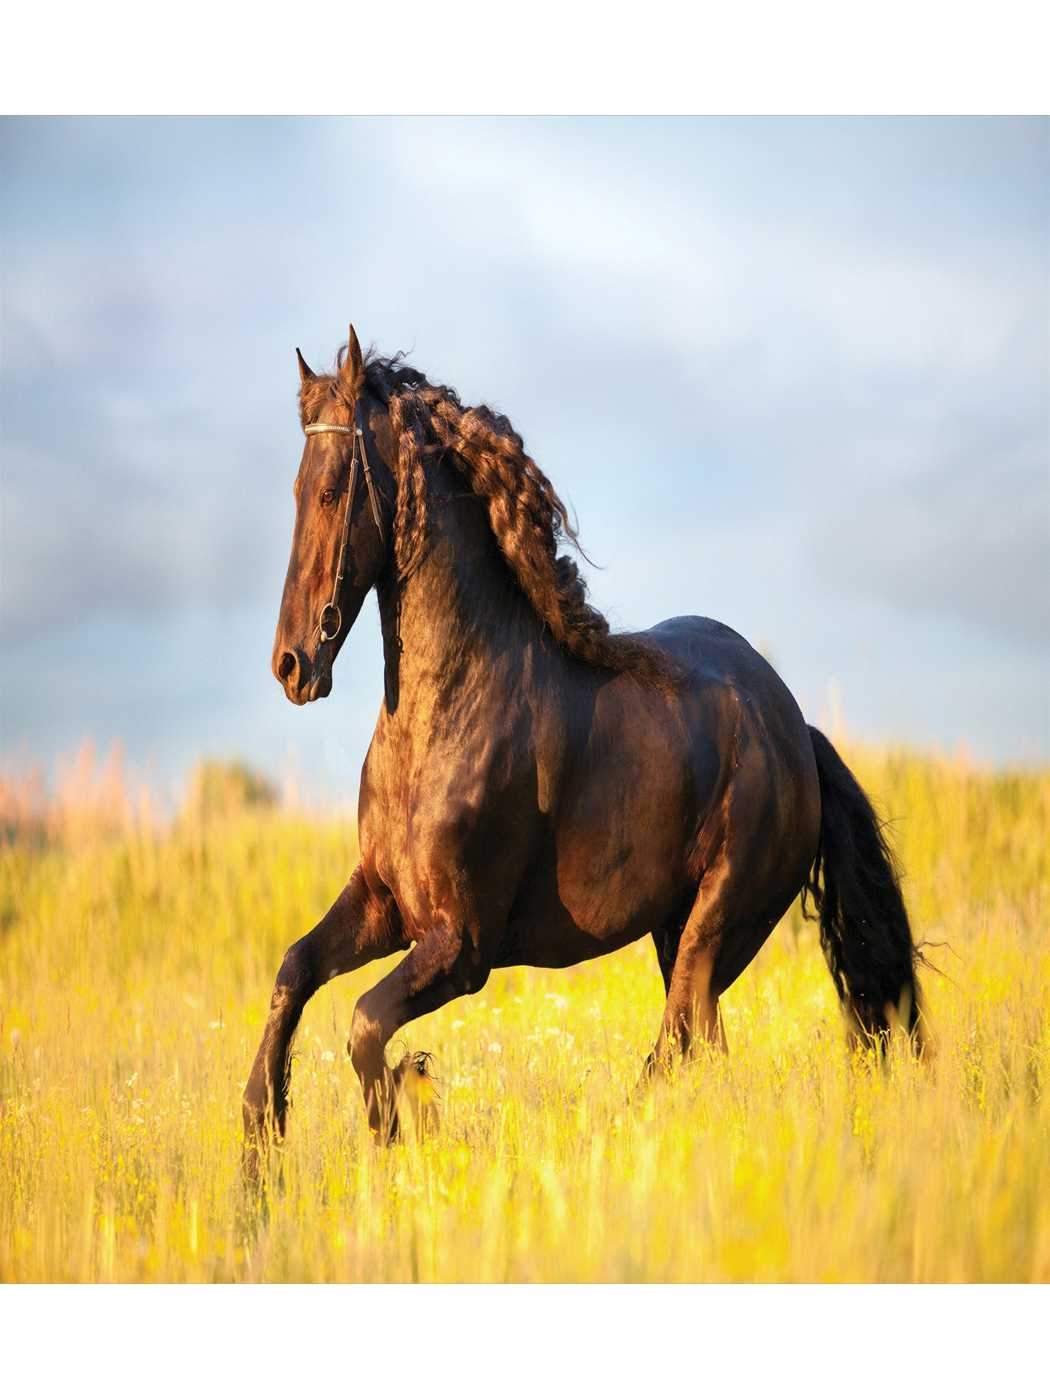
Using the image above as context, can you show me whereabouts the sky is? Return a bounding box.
[1,117,1048,803]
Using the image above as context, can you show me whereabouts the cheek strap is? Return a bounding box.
[305,406,386,644]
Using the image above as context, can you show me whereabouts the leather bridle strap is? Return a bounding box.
[305,407,385,643]
[357,420,385,540]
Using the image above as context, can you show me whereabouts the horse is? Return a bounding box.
[242,323,925,1159]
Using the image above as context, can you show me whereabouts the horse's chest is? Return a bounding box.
[362,728,538,936]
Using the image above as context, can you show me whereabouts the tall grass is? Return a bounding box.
[1,744,1047,1281]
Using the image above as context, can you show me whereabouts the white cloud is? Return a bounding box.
[2,117,1046,768]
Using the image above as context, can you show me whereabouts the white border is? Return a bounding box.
[4,1284,1048,1394]
[1,1,1048,115]
[4,7,1046,1390]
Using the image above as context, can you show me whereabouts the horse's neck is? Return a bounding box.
[376,476,545,715]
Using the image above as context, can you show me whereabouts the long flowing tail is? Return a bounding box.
[803,727,926,1051]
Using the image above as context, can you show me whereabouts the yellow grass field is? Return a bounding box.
[1,743,1047,1282]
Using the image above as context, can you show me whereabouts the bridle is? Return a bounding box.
[304,403,385,644]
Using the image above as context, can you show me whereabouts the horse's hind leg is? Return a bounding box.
[651,922,682,995]
[642,886,799,1083]
[641,882,734,1083]
[242,866,405,1175]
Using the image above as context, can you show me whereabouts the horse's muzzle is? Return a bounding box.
[274,645,331,705]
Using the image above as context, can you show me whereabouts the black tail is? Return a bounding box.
[803,727,925,1051]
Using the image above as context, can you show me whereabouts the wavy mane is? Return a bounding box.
[299,346,676,688]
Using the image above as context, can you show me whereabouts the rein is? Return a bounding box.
[305,406,385,643]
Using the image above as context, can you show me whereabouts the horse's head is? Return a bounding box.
[272,326,392,704]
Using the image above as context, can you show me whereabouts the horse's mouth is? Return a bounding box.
[282,663,333,705]
[307,670,333,702]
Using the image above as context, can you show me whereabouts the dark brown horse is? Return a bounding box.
[243,324,924,1156]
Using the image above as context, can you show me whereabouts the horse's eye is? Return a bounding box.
[321,488,336,507]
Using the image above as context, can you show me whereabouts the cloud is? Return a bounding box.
[1,118,1047,769]
[814,433,1049,648]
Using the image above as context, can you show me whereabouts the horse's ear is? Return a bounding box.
[295,347,315,384]
[341,324,365,393]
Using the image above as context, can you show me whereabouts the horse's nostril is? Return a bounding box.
[278,651,297,681]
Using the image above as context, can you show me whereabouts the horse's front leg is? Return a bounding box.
[242,866,405,1174]
[348,925,489,1142]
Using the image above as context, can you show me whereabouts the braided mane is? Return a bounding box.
[299,346,676,688]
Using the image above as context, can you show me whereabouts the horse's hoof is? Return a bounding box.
[367,1052,439,1143]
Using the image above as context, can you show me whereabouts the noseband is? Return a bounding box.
[304,405,385,643]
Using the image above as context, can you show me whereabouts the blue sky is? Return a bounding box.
[2,118,1047,802]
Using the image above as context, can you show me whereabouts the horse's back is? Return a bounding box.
[644,613,820,873]
[646,614,782,688]
[645,614,813,753]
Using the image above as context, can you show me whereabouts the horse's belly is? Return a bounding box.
[495,830,686,970]
[497,893,650,969]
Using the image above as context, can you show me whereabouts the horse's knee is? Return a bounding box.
[275,936,317,999]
